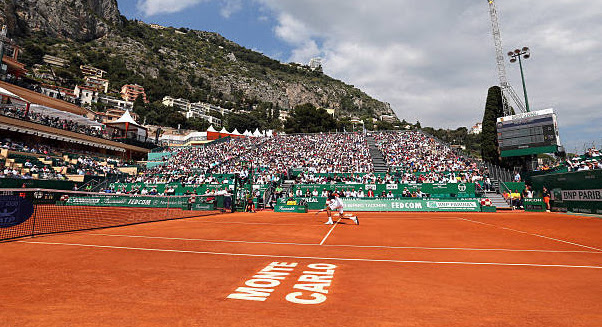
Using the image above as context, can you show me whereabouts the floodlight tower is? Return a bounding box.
[486,0,526,115]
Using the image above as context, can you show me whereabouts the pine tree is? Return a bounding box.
[481,86,504,165]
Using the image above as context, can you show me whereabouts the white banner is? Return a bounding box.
[561,189,602,202]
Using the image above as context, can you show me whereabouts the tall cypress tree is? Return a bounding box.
[481,86,504,165]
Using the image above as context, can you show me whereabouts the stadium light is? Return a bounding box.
[507,46,531,112]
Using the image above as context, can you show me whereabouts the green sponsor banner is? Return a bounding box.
[191,202,215,211]
[277,197,481,212]
[278,197,327,210]
[501,145,558,157]
[338,199,480,212]
[274,204,308,213]
[524,198,546,212]
[65,196,188,208]
[531,170,602,215]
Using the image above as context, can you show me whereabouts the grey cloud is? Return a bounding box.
[255,0,601,150]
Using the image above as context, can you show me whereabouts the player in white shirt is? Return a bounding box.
[318,192,359,225]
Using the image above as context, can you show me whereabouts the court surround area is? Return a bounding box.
[1,210,601,326]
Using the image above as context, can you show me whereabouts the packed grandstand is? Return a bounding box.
[2,80,600,212]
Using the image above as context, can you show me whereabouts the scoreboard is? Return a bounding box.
[496,109,561,157]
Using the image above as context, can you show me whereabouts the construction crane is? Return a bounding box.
[486,0,526,115]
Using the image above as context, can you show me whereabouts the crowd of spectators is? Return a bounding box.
[1,138,126,180]
[374,131,480,172]
[1,138,56,156]
[373,131,486,183]
[1,105,104,138]
[231,133,373,174]
[128,137,262,184]
[565,148,601,171]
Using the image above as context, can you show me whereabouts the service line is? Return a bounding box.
[18,240,602,270]
[85,233,602,254]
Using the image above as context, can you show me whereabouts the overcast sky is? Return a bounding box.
[119,0,601,153]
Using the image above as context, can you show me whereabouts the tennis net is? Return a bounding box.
[0,188,232,242]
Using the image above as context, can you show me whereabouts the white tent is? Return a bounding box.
[232,128,242,135]
[243,130,252,136]
[253,128,262,137]
[207,125,217,132]
[219,127,229,134]
[105,110,147,141]
[112,110,138,125]
[266,130,273,137]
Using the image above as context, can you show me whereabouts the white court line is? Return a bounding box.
[319,217,342,245]
[458,217,602,252]
[85,233,602,254]
[17,240,602,270]
[183,220,327,227]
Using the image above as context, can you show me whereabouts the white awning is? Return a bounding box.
[28,104,102,127]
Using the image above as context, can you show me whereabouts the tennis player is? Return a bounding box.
[320,192,359,225]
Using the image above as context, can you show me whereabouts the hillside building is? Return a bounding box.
[121,84,148,103]
[74,85,99,106]
[84,76,109,93]
[162,96,226,127]
[98,95,133,111]
[470,122,482,135]
[42,55,69,68]
[309,57,322,71]
[80,65,107,78]
[0,25,27,78]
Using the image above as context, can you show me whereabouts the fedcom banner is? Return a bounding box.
[65,196,188,208]
[341,199,480,212]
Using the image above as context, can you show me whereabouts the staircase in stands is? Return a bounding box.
[365,135,388,173]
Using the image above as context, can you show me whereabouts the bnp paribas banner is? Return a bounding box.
[64,196,188,208]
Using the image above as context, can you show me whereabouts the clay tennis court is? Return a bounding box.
[1,210,601,326]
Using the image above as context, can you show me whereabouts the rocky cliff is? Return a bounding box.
[1,0,122,41]
[0,0,396,120]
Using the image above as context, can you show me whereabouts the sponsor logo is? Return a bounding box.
[364,184,377,190]
[561,189,602,202]
[386,184,398,190]
[0,196,34,228]
[457,183,467,192]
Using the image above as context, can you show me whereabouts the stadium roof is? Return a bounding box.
[0,80,86,115]
[0,86,29,103]
[28,104,102,127]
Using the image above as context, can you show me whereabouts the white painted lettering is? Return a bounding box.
[245,279,281,288]
[307,263,337,270]
[298,274,333,283]
[294,283,330,294]
[285,292,327,305]
[253,271,290,280]
[227,287,274,301]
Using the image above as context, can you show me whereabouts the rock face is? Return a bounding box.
[1,0,122,41]
[0,0,397,119]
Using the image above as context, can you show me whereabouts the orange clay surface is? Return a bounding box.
[1,211,601,326]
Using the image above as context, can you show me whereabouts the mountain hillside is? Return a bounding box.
[0,0,397,123]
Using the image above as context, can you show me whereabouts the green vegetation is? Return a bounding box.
[480,86,504,165]
[284,103,337,134]
[16,17,395,132]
